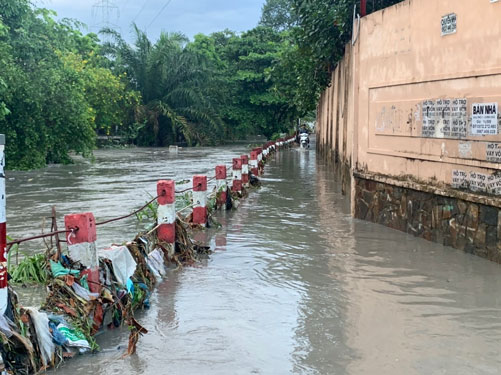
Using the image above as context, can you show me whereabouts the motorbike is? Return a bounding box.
[299,133,310,149]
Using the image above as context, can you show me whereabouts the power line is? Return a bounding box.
[121,0,132,14]
[145,0,173,30]
[132,0,150,23]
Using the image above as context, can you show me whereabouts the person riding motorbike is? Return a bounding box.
[296,124,310,148]
[298,125,310,148]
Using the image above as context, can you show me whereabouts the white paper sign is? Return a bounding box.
[469,171,488,192]
[487,175,501,195]
[421,98,467,139]
[486,143,501,162]
[422,100,436,137]
[452,170,468,189]
[471,103,498,135]
[450,98,467,138]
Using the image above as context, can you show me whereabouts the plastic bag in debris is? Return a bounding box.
[26,308,55,366]
[126,278,134,296]
[49,321,67,346]
[50,260,80,277]
[55,322,90,351]
[79,275,90,290]
[146,249,166,280]
[72,282,99,301]
[136,283,151,309]
[102,263,112,286]
[98,246,137,286]
[0,313,13,338]
[47,314,67,326]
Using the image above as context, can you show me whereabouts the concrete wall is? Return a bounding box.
[317,43,355,194]
[317,0,501,260]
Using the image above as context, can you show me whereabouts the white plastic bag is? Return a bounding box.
[147,248,166,280]
[98,245,137,286]
[72,282,99,301]
[26,308,55,367]
[0,313,13,338]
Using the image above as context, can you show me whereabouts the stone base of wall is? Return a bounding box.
[355,177,501,262]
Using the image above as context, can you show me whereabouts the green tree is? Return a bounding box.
[258,0,405,116]
[259,0,298,31]
[83,59,141,140]
[223,27,300,137]
[102,26,224,146]
[0,0,96,168]
[0,20,12,121]
[0,0,139,169]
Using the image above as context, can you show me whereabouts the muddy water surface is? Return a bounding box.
[6,143,501,374]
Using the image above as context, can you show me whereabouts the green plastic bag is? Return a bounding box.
[49,261,80,277]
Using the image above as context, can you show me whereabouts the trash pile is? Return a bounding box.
[0,218,205,374]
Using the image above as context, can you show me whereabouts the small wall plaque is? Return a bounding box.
[441,13,457,36]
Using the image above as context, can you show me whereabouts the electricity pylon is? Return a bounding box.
[91,0,120,37]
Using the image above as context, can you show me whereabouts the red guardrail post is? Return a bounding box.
[64,212,100,292]
[64,213,97,267]
[157,180,176,245]
[256,147,263,175]
[241,155,249,188]
[193,175,207,226]
[250,150,259,176]
[216,165,227,208]
[232,158,243,193]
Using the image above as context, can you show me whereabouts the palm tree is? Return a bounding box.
[101,25,224,146]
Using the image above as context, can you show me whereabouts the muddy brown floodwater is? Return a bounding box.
[5,141,501,374]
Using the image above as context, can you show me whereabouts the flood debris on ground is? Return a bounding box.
[0,216,211,374]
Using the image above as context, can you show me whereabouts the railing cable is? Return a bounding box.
[95,194,162,226]
[7,229,75,246]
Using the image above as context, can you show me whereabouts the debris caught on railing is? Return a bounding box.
[0,136,295,374]
[1,216,209,374]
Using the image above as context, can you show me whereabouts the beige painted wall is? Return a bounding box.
[318,43,355,169]
[317,0,501,206]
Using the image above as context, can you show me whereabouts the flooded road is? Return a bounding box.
[6,143,501,374]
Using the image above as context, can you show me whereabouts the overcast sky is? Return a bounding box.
[35,0,265,42]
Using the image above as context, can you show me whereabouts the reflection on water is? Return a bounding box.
[6,143,501,374]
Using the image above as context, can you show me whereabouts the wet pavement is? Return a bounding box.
[5,143,501,374]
